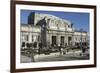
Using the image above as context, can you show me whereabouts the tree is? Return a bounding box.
[26,43,35,62]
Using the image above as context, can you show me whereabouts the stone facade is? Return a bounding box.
[21,12,88,49]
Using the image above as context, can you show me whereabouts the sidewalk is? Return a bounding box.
[21,50,89,62]
[21,55,32,63]
[34,50,82,62]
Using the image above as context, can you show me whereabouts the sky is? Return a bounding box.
[21,10,89,32]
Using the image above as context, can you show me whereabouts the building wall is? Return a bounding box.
[21,13,88,49]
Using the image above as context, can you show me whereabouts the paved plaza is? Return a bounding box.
[21,49,89,63]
